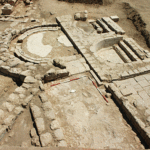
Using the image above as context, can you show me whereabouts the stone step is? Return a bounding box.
[118,41,141,62]
[123,38,147,60]
[102,17,125,35]
[113,44,131,63]
[96,19,111,32]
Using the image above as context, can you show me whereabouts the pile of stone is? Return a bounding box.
[74,10,88,21]
[1,4,13,15]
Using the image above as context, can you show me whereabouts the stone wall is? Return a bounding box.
[58,0,103,5]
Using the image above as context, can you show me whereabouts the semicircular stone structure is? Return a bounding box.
[14,25,74,63]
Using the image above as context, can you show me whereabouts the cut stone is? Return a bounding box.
[54,129,65,141]
[51,120,60,130]
[42,102,53,111]
[31,88,39,95]
[30,128,37,138]
[58,140,67,147]
[7,93,20,105]
[2,102,15,112]
[24,76,37,84]
[30,104,42,119]
[14,107,24,115]
[3,115,16,125]
[0,109,4,120]
[44,110,55,120]
[39,93,48,103]
[14,87,26,94]
[35,118,45,135]
[40,132,53,147]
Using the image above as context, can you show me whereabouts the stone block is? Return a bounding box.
[24,76,37,84]
[22,95,33,107]
[58,140,67,147]
[30,103,42,119]
[14,107,24,115]
[138,79,150,88]
[2,4,13,15]
[138,90,150,100]
[14,87,26,94]
[7,93,20,105]
[110,15,119,22]
[42,102,52,111]
[54,129,65,141]
[39,93,48,103]
[40,132,53,147]
[3,115,16,125]
[44,110,55,121]
[35,118,45,135]
[2,102,15,112]
[0,109,4,120]
[51,120,60,130]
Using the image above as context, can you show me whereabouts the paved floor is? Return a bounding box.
[44,76,144,149]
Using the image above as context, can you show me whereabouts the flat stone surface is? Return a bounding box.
[45,76,142,149]
[54,129,64,141]
[24,76,37,84]
[27,32,52,57]
[138,79,150,87]
[35,118,45,135]
[57,35,72,47]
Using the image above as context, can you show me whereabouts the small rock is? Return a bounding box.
[31,18,36,22]
[24,76,37,84]
[31,136,40,146]
[35,74,42,80]
[30,128,37,138]
[3,115,16,125]
[42,102,52,111]
[51,120,60,130]
[54,129,64,141]
[0,109,4,120]
[58,140,67,147]
[14,87,26,94]
[74,13,80,20]
[2,102,15,112]
[44,110,55,120]
[14,107,24,115]
[39,93,48,103]
[40,132,53,147]
[19,94,26,99]
[53,59,66,69]
[22,95,33,107]
[31,88,39,95]
[22,83,32,89]
[39,81,45,91]
[28,65,36,70]
[7,93,20,104]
